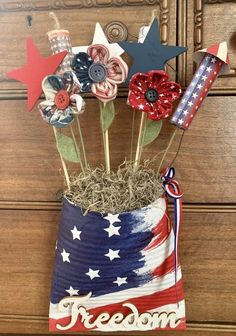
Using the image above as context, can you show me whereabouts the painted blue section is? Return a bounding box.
[51,198,153,304]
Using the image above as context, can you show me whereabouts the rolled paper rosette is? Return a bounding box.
[47,29,74,74]
[171,42,230,130]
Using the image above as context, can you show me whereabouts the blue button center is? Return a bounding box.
[145,89,158,102]
[88,63,107,83]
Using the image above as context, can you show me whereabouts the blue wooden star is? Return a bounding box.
[118,18,187,83]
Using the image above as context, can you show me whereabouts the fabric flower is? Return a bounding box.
[38,71,85,128]
[128,70,181,120]
[71,44,128,102]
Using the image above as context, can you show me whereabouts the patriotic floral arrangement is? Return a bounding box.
[7,12,230,332]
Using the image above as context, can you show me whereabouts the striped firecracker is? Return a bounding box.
[171,42,230,130]
[47,29,74,75]
[49,168,186,332]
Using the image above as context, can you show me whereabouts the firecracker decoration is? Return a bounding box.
[48,29,74,74]
[118,18,187,82]
[47,12,74,75]
[171,42,230,130]
[6,37,67,111]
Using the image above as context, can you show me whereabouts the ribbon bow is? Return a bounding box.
[161,167,183,288]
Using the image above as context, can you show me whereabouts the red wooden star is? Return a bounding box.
[6,37,67,111]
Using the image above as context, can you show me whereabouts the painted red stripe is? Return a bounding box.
[146,212,170,251]
[226,53,230,65]
[146,199,172,251]
[152,251,175,277]
[49,280,184,332]
[206,43,219,58]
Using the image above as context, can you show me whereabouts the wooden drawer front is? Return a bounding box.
[0,328,236,336]
[0,209,236,333]
[0,96,235,203]
[0,0,177,92]
[181,0,236,92]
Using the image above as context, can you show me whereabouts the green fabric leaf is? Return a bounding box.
[100,101,115,132]
[55,131,80,163]
[142,119,163,146]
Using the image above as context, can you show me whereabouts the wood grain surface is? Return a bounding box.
[0,96,235,203]
[0,321,236,335]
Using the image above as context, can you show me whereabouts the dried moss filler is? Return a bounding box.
[66,162,163,214]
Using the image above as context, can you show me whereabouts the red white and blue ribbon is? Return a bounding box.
[161,167,183,286]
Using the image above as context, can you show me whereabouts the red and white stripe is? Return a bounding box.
[193,41,230,75]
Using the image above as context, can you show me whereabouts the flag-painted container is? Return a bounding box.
[49,169,185,332]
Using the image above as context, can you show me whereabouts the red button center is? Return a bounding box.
[55,90,70,110]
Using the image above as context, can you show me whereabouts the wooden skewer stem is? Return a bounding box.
[76,115,88,170]
[157,128,178,176]
[53,126,70,190]
[133,112,146,171]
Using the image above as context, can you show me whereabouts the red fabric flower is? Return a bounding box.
[128,70,181,120]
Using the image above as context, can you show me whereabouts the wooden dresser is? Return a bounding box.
[0,0,235,334]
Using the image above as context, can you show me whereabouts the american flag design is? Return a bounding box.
[171,42,230,130]
[47,30,74,74]
[49,194,185,332]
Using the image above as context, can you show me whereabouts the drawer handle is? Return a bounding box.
[104,21,128,43]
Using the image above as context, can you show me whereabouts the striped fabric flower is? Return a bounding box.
[72,44,128,102]
[128,70,181,120]
[38,72,85,128]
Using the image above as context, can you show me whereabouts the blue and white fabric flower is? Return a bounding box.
[38,72,85,128]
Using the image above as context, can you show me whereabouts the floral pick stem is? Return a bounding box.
[101,128,110,173]
[100,101,114,174]
[134,112,146,171]
[52,126,70,190]
[75,115,88,170]
[69,124,85,174]
[157,128,177,176]
[130,109,136,161]
[104,128,110,173]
